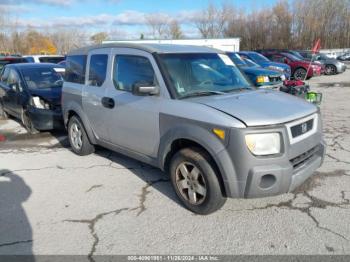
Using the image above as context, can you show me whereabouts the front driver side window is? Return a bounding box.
[0,68,10,83]
[113,55,156,92]
[7,69,23,92]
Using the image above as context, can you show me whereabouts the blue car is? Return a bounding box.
[238,51,291,79]
[0,63,65,133]
[227,52,285,87]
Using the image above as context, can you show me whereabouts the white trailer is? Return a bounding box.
[103,38,241,52]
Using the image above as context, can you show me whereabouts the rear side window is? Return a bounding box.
[88,54,108,87]
[113,55,155,92]
[271,55,284,63]
[65,55,87,84]
[39,57,65,64]
[25,57,35,63]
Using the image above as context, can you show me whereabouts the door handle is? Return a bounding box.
[101,97,115,109]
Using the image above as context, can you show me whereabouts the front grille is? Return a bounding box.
[269,76,281,82]
[290,145,319,169]
[290,119,313,138]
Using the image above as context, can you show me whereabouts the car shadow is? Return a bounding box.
[0,170,34,260]
[94,147,183,208]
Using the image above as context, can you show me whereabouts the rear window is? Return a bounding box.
[0,58,27,71]
[39,56,65,64]
[65,55,87,84]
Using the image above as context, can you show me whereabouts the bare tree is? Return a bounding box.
[166,20,183,39]
[194,3,232,39]
[90,32,109,45]
[50,29,88,54]
[145,13,170,39]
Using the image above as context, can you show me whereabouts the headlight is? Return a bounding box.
[280,74,286,81]
[256,76,270,83]
[245,133,281,156]
[30,96,50,109]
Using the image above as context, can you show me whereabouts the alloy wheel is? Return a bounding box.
[70,122,83,150]
[175,162,207,205]
[294,68,306,80]
[325,65,336,75]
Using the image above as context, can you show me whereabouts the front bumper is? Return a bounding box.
[217,113,325,198]
[258,82,284,89]
[27,107,63,130]
[337,64,347,73]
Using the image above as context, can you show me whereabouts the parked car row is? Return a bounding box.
[0,54,65,70]
[337,52,350,61]
[0,43,325,214]
[255,49,347,79]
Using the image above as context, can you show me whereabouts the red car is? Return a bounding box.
[262,52,322,80]
[0,56,28,71]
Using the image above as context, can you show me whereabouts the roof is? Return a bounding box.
[238,51,259,54]
[7,63,64,69]
[68,43,223,55]
[23,55,65,58]
[0,56,26,61]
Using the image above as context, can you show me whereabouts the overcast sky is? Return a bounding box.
[1,0,279,39]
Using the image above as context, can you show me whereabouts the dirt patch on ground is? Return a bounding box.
[294,169,349,193]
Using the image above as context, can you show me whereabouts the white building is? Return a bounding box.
[103,38,241,52]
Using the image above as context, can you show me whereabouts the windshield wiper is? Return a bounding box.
[224,87,253,93]
[180,90,226,99]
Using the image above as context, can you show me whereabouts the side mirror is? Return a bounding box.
[9,83,20,92]
[132,82,159,96]
[283,58,289,64]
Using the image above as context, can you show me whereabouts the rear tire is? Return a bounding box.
[293,68,307,80]
[0,101,8,119]
[169,147,226,215]
[68,115,95,156]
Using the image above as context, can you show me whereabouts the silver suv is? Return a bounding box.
[62,43,325,214]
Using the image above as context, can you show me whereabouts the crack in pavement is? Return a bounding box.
[326,153,350,165]
[86,184,103,193]
[231,192,349,240]
[0,162,145,177]
[62,179,169,260]
[64,208,128,262]
[131,178,170,216]
[0,240,33,248]
[225,169,350,241]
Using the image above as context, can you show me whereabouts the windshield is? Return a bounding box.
[21,67,64,89]
[246,52,270,62]
[318,53,331,60]
[226,53,247,67]
[244,58,260,67]
[289,51,304,60]
[283,53,302,61]
[159,53,253,99]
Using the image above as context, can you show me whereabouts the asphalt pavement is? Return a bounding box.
[1,70,350,257]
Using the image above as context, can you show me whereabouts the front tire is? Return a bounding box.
[0,101,8,119]
[293,68,307,80]
[68,115,95,156]
[21,110,39,134]
[170,147,226,215]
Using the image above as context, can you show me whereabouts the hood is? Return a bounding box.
[241,66,281,76]
[261,61,289,70]
[28,87,62,105]
[322,58,340,64]
[188,89,317,127]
